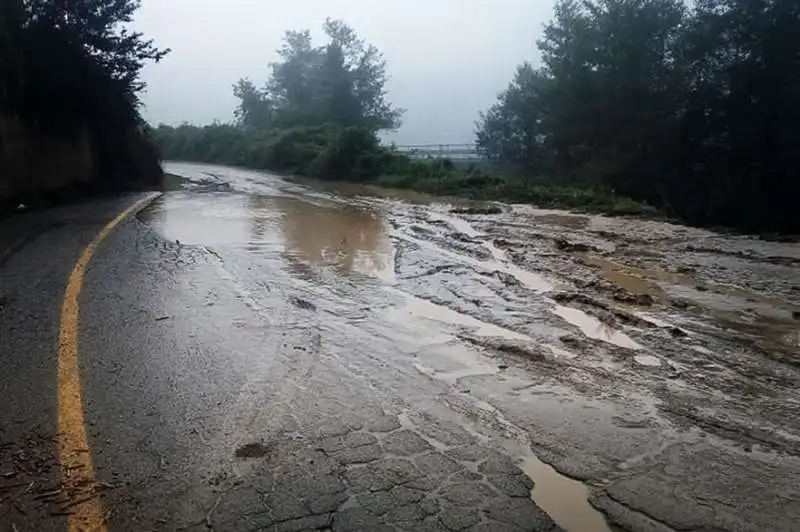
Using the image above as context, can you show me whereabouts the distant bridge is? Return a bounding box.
[394,143,484,161]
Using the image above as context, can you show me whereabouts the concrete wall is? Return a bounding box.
[0,113,95,204]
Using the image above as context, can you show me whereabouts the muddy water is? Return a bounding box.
[522,455,612,532]
[148,163,800,532]
[552,305,641,350]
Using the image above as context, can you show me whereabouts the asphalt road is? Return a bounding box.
[1,163,798,532]
[0,187,563,532]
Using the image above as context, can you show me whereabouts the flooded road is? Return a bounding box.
[138,162,799,532]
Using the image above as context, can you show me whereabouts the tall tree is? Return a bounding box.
[676,0,800,229]
[322,18,403,131]
[0,0,26,107]
[234,19,403,132]
[476,63,552,169]
[233,78,272,129]
[5,0,169,190]
[22,0,168,100]
[477,0,799,231]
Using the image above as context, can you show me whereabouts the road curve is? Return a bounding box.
[1,163,798,532]
[0,185,562,531]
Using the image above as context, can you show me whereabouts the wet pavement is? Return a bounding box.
[1,162,799,531]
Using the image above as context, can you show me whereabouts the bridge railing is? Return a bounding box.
[393,143,484,161]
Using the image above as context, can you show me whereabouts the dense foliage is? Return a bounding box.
[156,18,650,215]
[155,123,446,185]
[477,0,800,232]
[154,121,652,215]
[233,19,404,132]
[1,0,167,198]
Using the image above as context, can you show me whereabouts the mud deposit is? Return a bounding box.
[143,163,800,532]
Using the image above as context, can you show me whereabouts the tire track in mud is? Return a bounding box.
[382,204,800,531]
[391,208,650,357]
[152,163,800,532]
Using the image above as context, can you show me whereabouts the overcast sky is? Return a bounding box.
[134,0,552,145]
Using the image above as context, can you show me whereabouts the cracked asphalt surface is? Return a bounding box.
[1,162,799,532]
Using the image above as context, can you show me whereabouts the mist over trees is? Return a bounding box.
[155,19,412,183]
[155,4,798,232]
[477,0,800,232]
[233,19,404,132]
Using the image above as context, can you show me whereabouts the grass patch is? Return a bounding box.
[374,168,657,217]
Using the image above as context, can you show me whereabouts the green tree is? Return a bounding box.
[0,0,26,107]
[477,0,799,232]
[321,18,404,131]
[21,0,168,101]
[676,0,800,230]
[234,19,403,133]
[233,78,272,129]
[476,63,552,169]
[5,0,168,193]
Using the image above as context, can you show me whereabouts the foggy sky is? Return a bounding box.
[134,0,552,145]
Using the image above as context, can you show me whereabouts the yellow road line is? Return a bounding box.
[58,193,158,532]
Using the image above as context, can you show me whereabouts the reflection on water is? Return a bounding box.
[268,196,394,282]
[139,191,395,282]
[139,193,259,246]
[553,305,641,350]
[634,354,661,367]
[385,290,530,342]
[485,239,553,292]
[581,255,664,299]
[521,454,612,532]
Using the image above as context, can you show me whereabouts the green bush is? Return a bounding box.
[153,123,658,218]
[309,127,382,181]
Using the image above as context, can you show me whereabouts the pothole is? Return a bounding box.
[520,454,612,532]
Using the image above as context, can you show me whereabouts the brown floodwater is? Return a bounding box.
[581,255,666,299]
[145,162,800,532]
[522,454,612,532]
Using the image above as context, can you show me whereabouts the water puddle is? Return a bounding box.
[547,344,578,359]
[532,212,590,230]
[421,212,639,352]
[581,255,665,299]
[386,291,529,342]
[271,196,395,282]
[430,211,483,238]
[412,359,498,385]
[140,192,396,282]
[382,291,531,384]
[521,454,612,532]
[485,239,553,292]
[552,306,641,350]
[139,193,260,246]
[583,254,795,323]
[581,254,800,355]
[421,211,553,292]
[634,354,661,367]
[397,231,553,293]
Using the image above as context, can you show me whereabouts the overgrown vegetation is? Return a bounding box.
[154,122,654,215]
[155,18,404,178]
[0,0,167,206]
[154,18,652,217]
[156,3,799,231]
[477,0,800,232]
